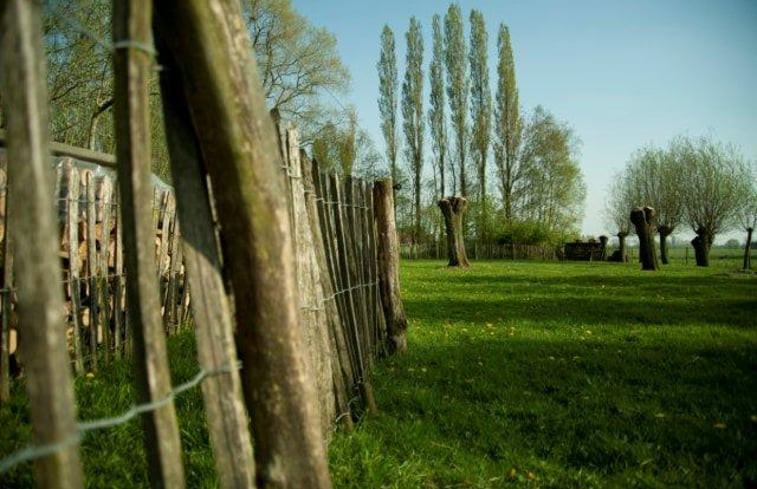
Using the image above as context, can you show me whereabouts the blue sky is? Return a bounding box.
[291,0,757,239]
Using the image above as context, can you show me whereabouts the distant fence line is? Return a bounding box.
[400,239,558,261]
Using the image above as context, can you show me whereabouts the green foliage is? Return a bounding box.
[402,17,425,246]
[493,23,522,225]
[496,219,557,245]
[444,3,470,197]
[468,9,492,241]
[427,14,448,199]
[243,0,350,141]
[330,260,757,488]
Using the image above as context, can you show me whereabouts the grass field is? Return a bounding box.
[1,256,756,488]
[329,259,757,488]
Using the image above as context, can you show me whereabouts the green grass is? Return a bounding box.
[328,260,757,488]
[1,257,756,488]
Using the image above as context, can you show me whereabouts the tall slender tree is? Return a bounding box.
[428,13,447,199]
[493,23,522,226]
[402,17,425,249]
[377,25,399,182]
[444,3,469,197]
[468,9,491,241]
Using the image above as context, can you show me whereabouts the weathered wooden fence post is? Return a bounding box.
[156,36,256,489]
[0,164,11,404]
[373,179,408,354]
[0,0,83,487]
[112,1,186,487]
[153,1,333,487]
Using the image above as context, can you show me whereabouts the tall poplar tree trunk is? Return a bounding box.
[438,196,469,267]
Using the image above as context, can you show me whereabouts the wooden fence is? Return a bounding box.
[0,3,409,487]
[0,121,397,458]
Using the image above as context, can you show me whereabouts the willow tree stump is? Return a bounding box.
[438,196,470,268]
[630,206,659,271]
[691,226,714,267]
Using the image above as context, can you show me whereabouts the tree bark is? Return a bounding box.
[438,196,470,267]
[691,227,713,267]
[744,227,753,271]
[630,207,659,271]
[658,225,673,265]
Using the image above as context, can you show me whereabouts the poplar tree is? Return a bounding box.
[402,17,425,248]
[468,9,491,240]
[493,23,522,226]
[428,13,447,198]
[444,3,469,197]
[377,25,399,181]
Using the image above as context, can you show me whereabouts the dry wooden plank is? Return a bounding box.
[285,126,335,434]
[0,0,83,486]
[301,153,354,432]
[318,171,357,384]
[65,163,84,374]
[164,204,181,334]
[155,42,255,488]
[154,1,332,486]
[363,183,386,358]
[113,186,125,359]
[0,164,11,403]
[330,174,377,415]
[113,1,186,487]
[99,176,112,364]
[85,171,99,372]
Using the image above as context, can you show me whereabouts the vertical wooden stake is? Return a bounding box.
[65,163,84,374]
[113,1,186,487]
[155,31,256,489]
[85,171,99,371]
[0,0,83,487]
[154,2,332,486]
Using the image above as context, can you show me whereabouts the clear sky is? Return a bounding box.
[291,0,757,239]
